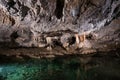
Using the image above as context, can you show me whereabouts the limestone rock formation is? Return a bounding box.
[0,0,120,56]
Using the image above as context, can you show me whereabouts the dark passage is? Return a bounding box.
[55,0,64,19]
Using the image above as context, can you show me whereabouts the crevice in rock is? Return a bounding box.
[6,0,18,13]
[20,5,30,20]
[10,31,19,41]
[113,4,120,19]
[55,0,64,19]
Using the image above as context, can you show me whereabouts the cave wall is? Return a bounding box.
[0,0,120,53]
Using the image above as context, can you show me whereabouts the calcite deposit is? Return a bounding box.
[0,0,120,57]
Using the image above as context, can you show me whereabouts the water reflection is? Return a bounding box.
[0,55,120,80]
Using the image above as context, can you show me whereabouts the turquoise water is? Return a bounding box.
[0,55,120,80]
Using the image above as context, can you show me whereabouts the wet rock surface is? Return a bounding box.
[0,0,120,57]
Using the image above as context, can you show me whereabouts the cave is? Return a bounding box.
[0,0,120,80]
